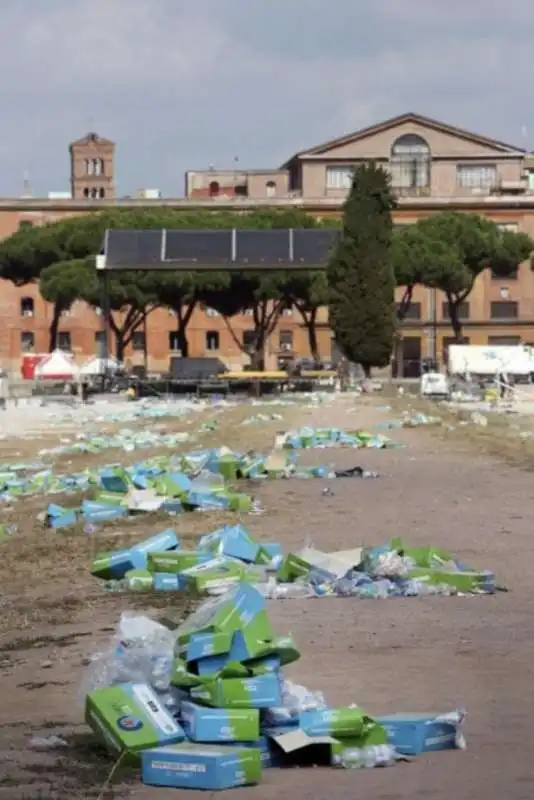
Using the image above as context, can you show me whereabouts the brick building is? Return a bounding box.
[2,113,534,374]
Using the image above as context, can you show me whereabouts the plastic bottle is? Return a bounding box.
[337,745,397,768]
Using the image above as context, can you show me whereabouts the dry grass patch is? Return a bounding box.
[0,401,304,638]
[383,392,534,469]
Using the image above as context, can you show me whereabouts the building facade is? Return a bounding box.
[2,113,534,374]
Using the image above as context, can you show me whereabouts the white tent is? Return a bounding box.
[34,350,79,381]
[79,356,122,376]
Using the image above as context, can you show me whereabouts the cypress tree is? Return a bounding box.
[328,162,397,376]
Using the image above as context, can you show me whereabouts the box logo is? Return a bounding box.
[117,715,143,731]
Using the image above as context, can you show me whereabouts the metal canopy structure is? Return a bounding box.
[97,228,340,272]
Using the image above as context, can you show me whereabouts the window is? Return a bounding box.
[20,297,34,317]
[57,331,71,351]
[99,188,105,199]
[496,222,519,232]
[61,307,72,317]
[490,301,518,319]
[442,302,470,319]
[242,330,256,351]
[169,332,180,351]
[243,308,253,316]
[93,158,103,176]
[90,188,98,199]
[265,181,276,197]
[326,166,354,190]
[390,135,430,189]
[83,188,89,198]
[282,307,293,316]
[206,330,219,351]
[491,266,518,280]
[396,301,421,320]
[18,220,33,229]
[94,330,106,354]
[132,331,146,350]
[205,307,219,317]
[279,329,293,350]
[488,336,521,345]
[456,165,496,189]
[20,331,35,352]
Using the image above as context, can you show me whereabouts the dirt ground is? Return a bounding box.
[2,395,534,799]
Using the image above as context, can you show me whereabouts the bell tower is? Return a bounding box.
[69,132,115,199]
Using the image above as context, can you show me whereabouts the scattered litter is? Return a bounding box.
[91,524,499,600]
[28,735,69,751]
[81,583,466,789]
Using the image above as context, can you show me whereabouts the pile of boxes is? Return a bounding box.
[85,583,466,791]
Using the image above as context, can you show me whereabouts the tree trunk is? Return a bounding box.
[48,304,62,352]
[174,302,196,358]
[446,293,463,341]
[396,286,413,324]
[115,335,126,361]
[297,306,320,361]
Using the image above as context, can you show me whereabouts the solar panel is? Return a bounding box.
[235,229,290,266]
[102,227,339,270]
[164,230,232,264]
[292,229,340,265]
[105,230,163,266]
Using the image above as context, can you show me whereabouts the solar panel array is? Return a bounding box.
[103,228,340,270]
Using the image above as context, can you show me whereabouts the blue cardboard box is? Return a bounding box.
[190,673,282,709]
[180,700,259,742]
[153,573,181,592]
[129,529,179,569]
[241,735,277,767]
[377,712,464,755]
[141,743,261,790]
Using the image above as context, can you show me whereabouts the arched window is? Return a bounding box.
[265,180,276,198]
[93,158,101,176]
[90,187,98,198]
[99,187,105,198]
[209,181,220,197]
[390,134,430,190]
[83,187,89,198]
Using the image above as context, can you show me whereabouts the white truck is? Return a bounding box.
[447,344,534,380]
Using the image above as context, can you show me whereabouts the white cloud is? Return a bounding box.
[0,0,533,195]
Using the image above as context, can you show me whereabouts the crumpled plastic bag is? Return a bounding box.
[368,551,413,579]
[78,612,174,703]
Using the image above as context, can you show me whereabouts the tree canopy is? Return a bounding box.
[392,213,534,338]
[328,163,397,374]
[11,207,332,362]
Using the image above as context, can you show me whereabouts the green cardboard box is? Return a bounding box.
[300,707,366,737]
[85,683,185,758]
[147,550,210,574]
[181,558,245,594]
[190,673,281,709]
[276,553,312,583]
[407,566,494,593]
[175,583,270,649]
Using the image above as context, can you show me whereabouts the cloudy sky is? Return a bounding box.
[2,0,533,197]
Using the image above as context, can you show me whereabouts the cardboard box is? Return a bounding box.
[377,712,464,755]
[300,707,365,737]
[147,550,211,574]
[190,674,282,709]
[264,726,339,766]
[180,557,246,594]
[175,583,269,650]
[178,631,234,663]
[407,567,495,593]
[85,683,185,756]
[199,524,260,563]
[141,742,261,790]
[181,701,260,742]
